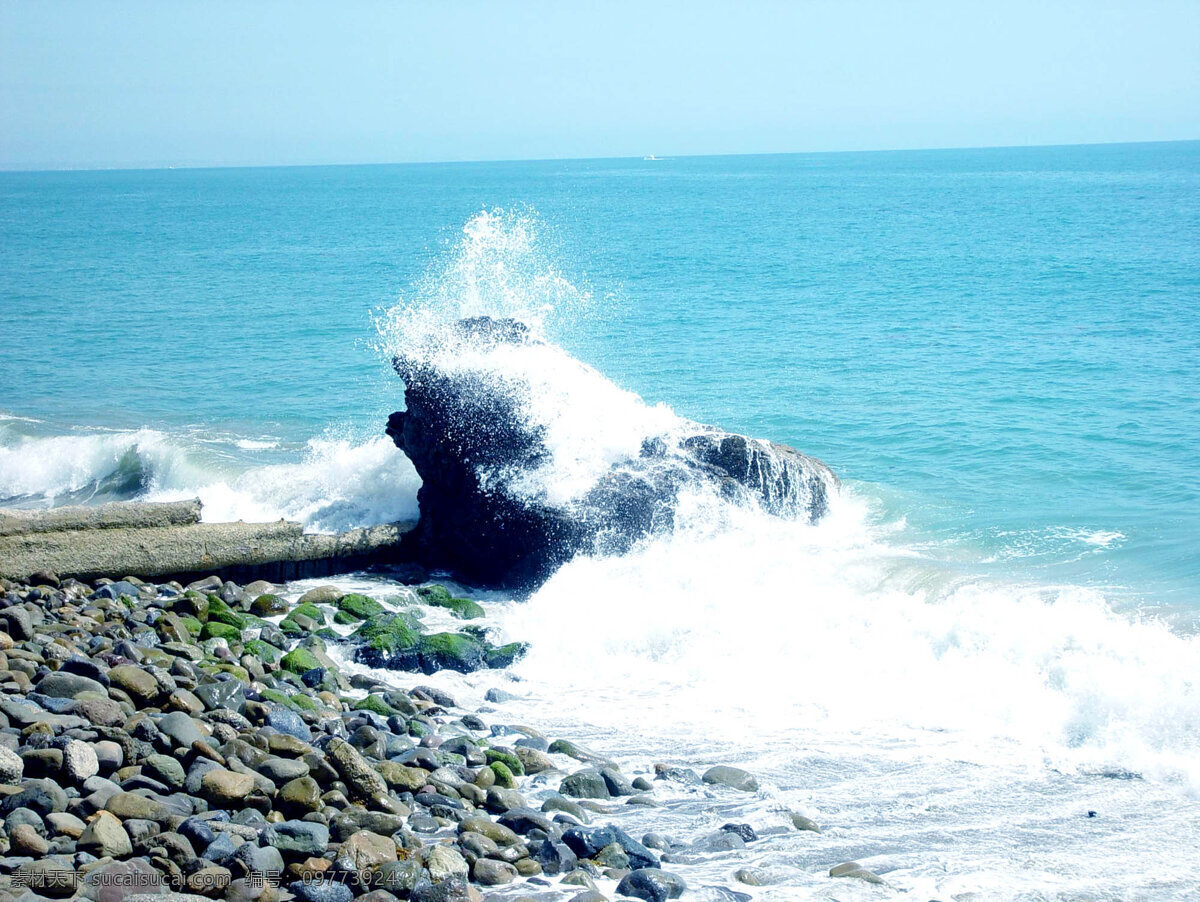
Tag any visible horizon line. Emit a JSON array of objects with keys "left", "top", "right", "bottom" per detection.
[{"left": 1, "top": 136, "right": 1197, "bottom": 175}]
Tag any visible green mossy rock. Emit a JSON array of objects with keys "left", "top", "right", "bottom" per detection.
[
  {"left": 278, "top": 618, "right": 304, "bottom": 637},
  {"left": 243, "top": 639, "right": 280, "bottom": 664},
  {"left": 206, "top": 596, "right": 248, "bottom": 630},
  {"left": 337, "top": 593, "right": 385, "bottom": 621},
  {"left": 429, "top": 596, "right": 485, "bottom": 620},
  {"left": 417, "top": 632, "right": 487, "bottom": 672},
  {"left": 201, "top": 621, "right": 242, "bottom": 642},
  {"left": 280, "top": 647, "right": 322, "bottom": 674},
  {"left": 353, "top": 613, "right": 421, "bottom": 654},
  {"left": 315, "top": 627, "right": 338, "bottom": 640},
  {"left": 179, "top": 616, "right": 203, "bottom": 637},
  {"left": 351, "top": 695, "right": 396, "bottom": 717},
  {"left": 490, "top": 761, "right": 516, "bottom": 788},
  {"left": 250, "top": 593, "right": 289, "bottom": 616},
  {"left": 484, "top": 748, "right": 525, "bottom": 777},
  {"left": 173, "top": 592, "right": 209, "bottom": 620},
  {"left": 291, "top": 603, "right": 326, "bottom": 625},
  {"left": 487, "top": 642, "right": 529, "bottom": 669},
  {"left": 333, "top": 610, "right": 358, "bottom": 625}
]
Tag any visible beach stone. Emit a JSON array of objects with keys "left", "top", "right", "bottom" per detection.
[
  {"left": 409, "top": 877, "right": 478, "bottom": 902},
  {"left": 0, "top": 607, "right": 33, "bottom": 640},
  {"left": 599, "top": 766, "right": 635, "bottom": 796},
  {"left": 616, "top": 868, "right": 686, "bottom": 901},
  {"left": 561, "top": 768, "right": 610, "bottom": 799},
  {"left": 93, "top": 740, "right": 124, "bottom": 771},
  {"left": 789, "top": 812, "right": 820, "bottom": 833},
  {"left": 514, "top": 746, "right": 555, "bottom": 774},
  {"left": 9, "top": 823, "right": 50, "bottom": 856},
  {"left": 201, "top": 768, "right": 255, "bottom": 803},
  {"left": 298, "top": 585, "right": 343, "bottom": 605},
  {"left": 425, "top": 844, "right": 469, "bottom": 881},
  {"left": 76, "top": 696, "right": 126, "bottom": 726},
  {"left": 257, "top": 755, "right": 308, "bottom": 782},
  {"left": 720, "top": 823, "right": 758, "bottom": 843},
  {"left": 195, "top": 680, "right": 245, "bottom": 713},
  {"left": 336, "top": 830, "right": 397, "bottom": 872},
  {"left": 374, "top": 860, "right": 423, "bottom": 895},
  {"left": 105, "top": 791, "right": 173, "bottom": 822},
  {"left": 63, "top": 739, "right": 100, "bottom": 782},
  {"left": 496, "top": 806, "right": 554, "bottom": 835},
  {"left": 326, "top": 737, "right": 389, "bottom": 803},
  {"left": 79, "top": 857, "right": 167, "bottom": 902},
  {"left": 0, "top": 744, "right": 23, "bottom": 783},
  {"left": 47, "top": 810, "right": 87, "bottom": 838},
  {"left": 108, "top": 665, "right": 160, "bottom": 704},
  {"left": 829, "top": 861, "right": 884, "bottom": 884},
  {"left": 265, "top": 705, "right": 311, "bottom": 741},
  {"left": 144, "top": 753, "right": 187, "bottom": 789},
  {"left": 471, "top": 858, "right": 517, "bottom": 885},
  {"left": 534, "top": 839, "right": 578, "bottom": 875},
  {"left": 734, "top": 868, "right": 769, "bottom": 885},
  {"left": 278, "top": 775, "right": 322, "bottom": 814},
  {"left": 263, "top": 819, "right": 330, "bottom": 858},
  {"left": 0, "top": 778, "right": 67, "bottom": 816},
  {"left": 78, "top": 810, "right": 133, "bottom": 857},
  {"left": 157, "top": 711, "right": 205, "bottom": 748},
  {"left": 36, "top": 671, "right": 107, "bottom": 698},
  {"left": 701, "top": 765, "right": 758, "bottom": 792},
  {"left": 290, "top": 882, "right": 352, "bottom": 902},
  {"left": 12, "top": 859, "right": 77, "bottom": 897}
]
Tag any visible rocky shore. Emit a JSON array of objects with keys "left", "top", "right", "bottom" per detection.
[{"left": 0, "top": 568, "right": 884, "bottom": 902}]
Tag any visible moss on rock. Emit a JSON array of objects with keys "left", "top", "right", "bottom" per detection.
[
  {"left": 484, "top": 748, "right": 525, "bottom": 777},
  {"left": 337, "top": 593, "right": 385, "bottom": 621},
  {"left": 280, "top": 647, "right": 322, "bottom": 675},
  {"left": 200, "top": 621, "right": 242, "bottom": 642}
]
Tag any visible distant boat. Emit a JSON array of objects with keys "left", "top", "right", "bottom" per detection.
[{"left": 643, "top": 154, "right": 660, "bottom": 161}]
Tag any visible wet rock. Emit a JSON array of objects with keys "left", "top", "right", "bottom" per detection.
[
  {"left": 289, "top": 881, "right": 353, "bottom": 902},
  {"left": 336, "top": 830, "right": 397, "bottom": 872},
  {"left": 561, "top": 769, "right": 611, "bottom": 799},
  {"left": 616, "top": 868, "right": 687, "bottom": 901},
  {"left": 425, "top": 844, "right": 469, "bottom": 881},
  {"left": 789, "top": 811, "right": 820, "bottom": 833},
  {"left": 720, "top": 823, "right": 757, "bottom": 843},
  {"left": 471, "top": 858, "right": 517, "bottom": 885},
  {"left": 829, "top": 861, "right": 884, "bottom": 884},
  {"left": 263, "top": 820, "right": 330, "bottom": 858},
  {"left": 701, "top": 765, "right": 758, "bottom": 792}
]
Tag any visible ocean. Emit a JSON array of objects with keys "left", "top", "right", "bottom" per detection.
[{"left": 2, "top": 141, "right": 1199, "bottom": 897}]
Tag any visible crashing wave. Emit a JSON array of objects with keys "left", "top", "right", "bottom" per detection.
[{"left": 387, "top": 316, "right": 838, "bottom": 588}]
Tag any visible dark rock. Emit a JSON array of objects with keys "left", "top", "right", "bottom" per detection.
[
  {"left": 288, "top": 881, "right": 354, "bottom": 902},
  {"left": 616, "top": 868, "right": 687, "bottom": 902},
  {"left": 701, "top": 765, "right": 758, "bottom": 792},
  {"left": 720, "top": 823, "right": 758, "bottom": 843},
  {"left": 561, "top": 769, "right": 610, "bottom": 799},
  {"left": 387, "top": 316, "right": 837, "bottom": 588},
  {"left": 534, "top": 839, "right": 578, "bottom": 875}
]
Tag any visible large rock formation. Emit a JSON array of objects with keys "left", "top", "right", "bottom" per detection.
[{"left": 388, "top": 317, "right": 837, "bottom": 589}]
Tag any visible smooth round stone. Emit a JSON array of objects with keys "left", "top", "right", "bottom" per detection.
[
  {"left": 63, "top": 740, "right": 100, "bottom": 783},
  {"left": 93, "top": 740, "right": 124, "bottom": 772},
  {"left": 471, "top": 858, "right": 517, "bottom": 885},
  {"left": 289, "top": 881, "right": 352, "bottom": 902}
]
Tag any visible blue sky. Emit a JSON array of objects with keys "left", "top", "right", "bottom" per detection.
[{"left": 2, "top": 0, "right": 1197, "bottom": 169}]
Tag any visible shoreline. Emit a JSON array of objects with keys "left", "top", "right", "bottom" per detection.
[{"left": 0, "top": 566, "right": 862, "bottom": 902}]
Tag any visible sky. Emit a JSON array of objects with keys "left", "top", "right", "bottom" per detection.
[{"left": 1, "top": 0, "right": 1198, "bottom": 170}]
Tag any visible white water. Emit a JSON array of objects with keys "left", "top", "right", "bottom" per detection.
[{"left": 0, "top": 418, "right": 419, "bottom": 532}]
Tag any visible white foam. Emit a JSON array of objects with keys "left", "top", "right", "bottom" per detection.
[
  {"left": 501, "top": 488, "right": 1200, "bottom": 793},
  {"left": 158, "top": 436, "right": 420, "bottom": 532},
  {"left": 0, "top": 425, "right": 418, "bottom": 532}
]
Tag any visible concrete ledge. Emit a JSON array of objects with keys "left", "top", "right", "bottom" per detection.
[
  {"left": 0, "top": 498, "right": 203, "bottom": 536},
  {"left": 0, "top": 500, "right": 414, "bottom": 583}
]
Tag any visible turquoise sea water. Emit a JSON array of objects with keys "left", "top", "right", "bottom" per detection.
[
  {"left": 2, "top": 141, "right": 1197, "bottom": 609},
  {"left": 4, "top": 143, "right": 1200, "bottom": 897}
]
